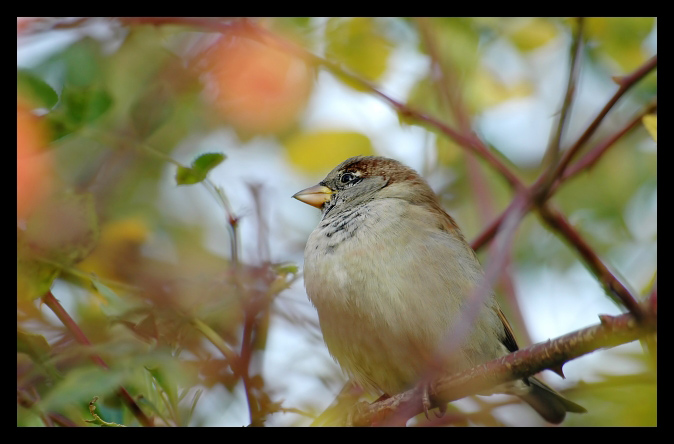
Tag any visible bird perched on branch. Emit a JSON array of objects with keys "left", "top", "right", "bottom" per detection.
[{"left": 294, "top": 156, "right": 586, "bottom": 424}]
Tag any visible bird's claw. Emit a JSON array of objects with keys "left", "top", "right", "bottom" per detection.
[
  {"left": 420, "top": 382, "right": 446, "bottom": 420},
  {"left": 422, "top": 386, "right": 432, "bottom": 420}
]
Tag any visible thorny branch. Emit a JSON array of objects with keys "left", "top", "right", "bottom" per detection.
[{"left": 351, "top": 303, "right": 656, "bottom": 426}]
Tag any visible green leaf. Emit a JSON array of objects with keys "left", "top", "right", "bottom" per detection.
[
  {"left": 174, "top": 167, "right": 202, "bottom": 185},
  {"left": 17, "top": 69, "right": 59, "bottom": 109},
  {"left": 17, "top": 257, "right": 60, "bottom": 301},
  {"left": 193, "top": 152, "right": 225, "bottom": 172},
  {"left": 175, "top": 153, "right": 226, "bottom": 185},
  {"left": 17, "top": 329, "right": 51, "bottom": 361},
  {"left": 62, "top": 37, "right": 103, "bottom": 87},
  {"left": 17, "top": 329, "right": 61, "bottom": 380},
  {"left": 38, "top": 366, "right": 127, "bottom": 413},
  {"left": 62, "top": 87, "right": 113, "bottom": 125},
  {"left": 47, "top": 86, "right": 113, "bottom": 140},
  {"left": 585, "top": 18, "right": 656, "bottom": 72},
  {"left": 273, "top": 262, "right": 299, "bottom": 275},
  {"left": 91, "top": 279, "right": 119, "bottom": 303},
  {"left": 145, "top": 366, "right": 178, "bottom": 411}
]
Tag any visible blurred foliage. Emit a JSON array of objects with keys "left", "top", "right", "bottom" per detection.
[
  {"left": 285, "top": 130, "right": 374, "bottom": 173},
  {"left": 505, "top": 17, "right": 560, "bottom": 52},
  {"left": 175, "top": 153, "right": 226, "bottom": 185},
  {"left": 17, "top": 17, "right": 655, "bottom": 427},
  {"left": 584, "top": 17, "right": 655, "bottom": 72},
  {"left": 325, "top": 17, "right": 393, "bottom": 91},
  {"left": 642, "top": 114, "right": 657, "bottom": 142},
  {"left": 199, "top": 25, "right": 315, "bottom": 136}
]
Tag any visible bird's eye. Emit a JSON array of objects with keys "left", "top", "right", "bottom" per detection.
[{"left": 340, "top": 173, "right": 356, "bottom": 184}]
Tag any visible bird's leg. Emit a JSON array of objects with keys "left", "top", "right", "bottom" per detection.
[{"left": 419, "top": 381, "right": 446, "bottom": 419}]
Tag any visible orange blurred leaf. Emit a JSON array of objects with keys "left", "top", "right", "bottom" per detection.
[
  {"left": 201, "top": 28, "right": 314, "bottom": 134},
  {"left": 17, "top": 100, "right": 52, "bottom": 220}
]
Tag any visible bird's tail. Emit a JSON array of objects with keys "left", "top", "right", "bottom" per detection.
[{"left": 518, "top": 376, "right": 587, "bottom": 424}]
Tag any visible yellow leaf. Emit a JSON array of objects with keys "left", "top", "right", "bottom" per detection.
[
  {"left": 466, "top": 68, "right": 533, "bottom": 112},
  {"left": 585, "top": 18, "right": 656, "bottom": 71},
  {"left": 427, "top": 18, "right": 480, "bottom": 77},
  {"left": 507, "top": 18, "right": 559, "bottom": 52},
  {"left": 285, "top": 130, "right": 374, "bottom": 173},
  {"left": 642, "top": 114, "right": 657, "bottom": 142},
  {"left": 78, "top": 217, "right": 149, "bottom": 281},
  {"left": 326, "top": 18, "right": 393, "bottom": 88}
]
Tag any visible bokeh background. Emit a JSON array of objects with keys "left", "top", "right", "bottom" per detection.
[{"left": 17, "top": 17, "right": 656, "bottom": 426}]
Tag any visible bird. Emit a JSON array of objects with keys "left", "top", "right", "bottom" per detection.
[{"left": 293, "top": 155, "right": 586, "bottom": 424}]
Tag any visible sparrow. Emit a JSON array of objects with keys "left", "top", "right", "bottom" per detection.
[{"left": 293, "top": 155, "right": 586, "bottom": 424}]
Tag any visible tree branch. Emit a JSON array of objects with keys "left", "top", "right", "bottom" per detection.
[
  {"left": 540, "top": 54, "right": 657, "bottom": 197},
  {"left": 540, "top": 17, "right": 585, "bottom": 179},
  {"left": 350, "top": 305, "right": 656, "bottom": 426}
]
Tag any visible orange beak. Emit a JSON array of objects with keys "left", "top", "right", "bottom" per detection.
[{"left": 292, "top": 184, "right": 334, "bottom": 209}]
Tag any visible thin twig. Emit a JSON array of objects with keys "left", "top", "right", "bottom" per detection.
[
  {"left": 139, "top": 142, "right": 240, "bottom": 264},
  {"left": 415, "top": 17, "right": 472, "bottom": 133},
  {"left": 190, "top": 319, "right": 240, "bottom": 370},
  {"left": 438, "top": 194, "right": 530, "bottom": 363},
  {"left": 240, "top": 311, "right": 260, "bottom": 424},
  {"left": 559, "top": 101, "right": 657, "bottom": 183},
  {"left": 204, "top": 180, "right": 240, "bottom": 265},
  {"left": 540, "top": 17, "right": 585, "bottom": 175},
  {"left": 541, "top": 54, "right": 657, "bottom": 197}
]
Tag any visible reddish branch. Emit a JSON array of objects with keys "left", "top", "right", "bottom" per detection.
[
  {"left": 540, "top": 17, "right": 585, "bottom": 177},
  {"left": 351, "top": 306, "right": 656, "bottom": 426},
  {"left": 543, "top": 54, "right": 657, "bottom": 191},
  {"left": 558, "top": 101, "right": 657, "bottom": 184}
]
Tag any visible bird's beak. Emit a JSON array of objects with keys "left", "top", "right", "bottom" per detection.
[{"left": 293, "top": 184, "right": 334, "bottom": 209}]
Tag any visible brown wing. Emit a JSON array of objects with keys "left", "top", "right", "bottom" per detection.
[
  {"left": 496, "top": 307, "right": 519, "bottom": 353},
  {"left": 433, "top": 202, "right": 468, "bottom": 240}
]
